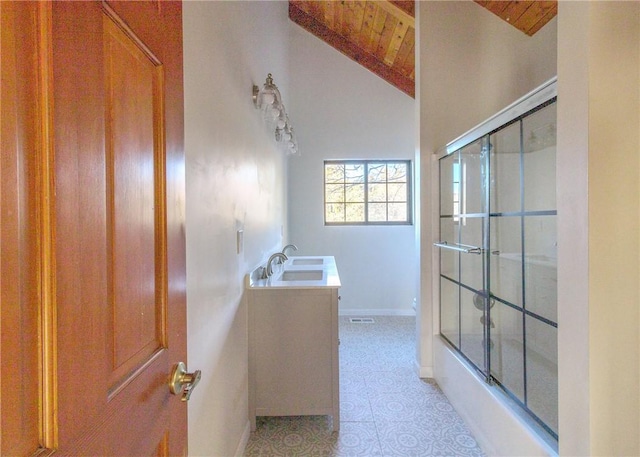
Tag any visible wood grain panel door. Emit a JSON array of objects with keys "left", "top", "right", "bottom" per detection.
[
  {"left": 0, "top": 1, "right": 188, "bottom": 455},
  {"left": 0, "top": 2, "right": 44, "bottom": 455}
]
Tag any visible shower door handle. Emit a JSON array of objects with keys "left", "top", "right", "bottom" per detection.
[{"left": 433, "top": 241, "right": 482, "bottom": 255}]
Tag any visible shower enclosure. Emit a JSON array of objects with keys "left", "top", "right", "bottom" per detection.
[{"left": 436, "top": 80, "right": 558, "bottom": 439}]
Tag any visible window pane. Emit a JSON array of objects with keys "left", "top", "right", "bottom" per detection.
[
  {"left": 440, "top": 217, "right": 459, "bottom": 279},
  {"left": 460, "top": 216, "right": 484, "bottom": 291},
  {"left": 440, "top": 153, "right": 457, "bottom": 216},
  {"left": 490, "top": 123, "right": 521, "bottom": 214},
  {"left": 387, "top": 163, "right": 407, "bottom": 182},
  {"left": 388, "top": 203, "right": 407, "bottom": 222},
  {"left": 324, "top": 160, "right": 411, "bottom": 225},
  {"left": 345, "top": 164, "right": 364, "bottom": 183},
  {"left": 325, "top": 184, "right": 344, "bottom": 203},
  {"left": 440, "top": 277, "right": 460, "bottom": 348},
  {"left": 453, "top": 161, "right": 461, "bottom": 218},
  {"left": 523, "top": 103, "right": 556, "bottom": 212},
  {"left": 491, "top": 301, "right": 525, "bottom": 402},
  {"left": 325, "top": 164, "right": 344, "bottom": 183},
  {"left": 345, "top": 183, "right": 364, "bottom": 202},
  {"left": 524, "top": 215, "right": 557, "bottom": 323},
  {"left": 345, "top": 203, "right": 365, "bottom": 222},
  {"left": 368, "top": 183, "right": 387, "bottom": 202},
  {"left": 368, "top": 203, "right": 387, "bottom": 221},
  {"left": 388, "top": 183, "right": 406, "bottom": 202},
  {"left": 368, "top": 163, "right": 387, "bottom": 182},
  {"left": 460, "top": 287, "right": 485, "bottom": 371},
  {"left": 325, "top": 203, "right": 345, "bottom": 223},
  {"left": 490, "top": 215, "right": 522, "bottom": 307},
  {"left": 526, "top": 316, "right": 558, "bottom": 435},
  {"left": 459, "top": 138, "right": 487, "bottom": 214}
]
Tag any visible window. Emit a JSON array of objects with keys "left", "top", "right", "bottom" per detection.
[{"left": 324, "top": 160, "right": 412, "bottom": 225}]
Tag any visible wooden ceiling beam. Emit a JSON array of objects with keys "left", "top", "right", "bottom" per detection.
[
  {"left": 384, "top": 17, "right": 410, "bottom": 65},
  {"left": 388, "top": 1, "right": 415, "bottom": 19},
  {"left": 289, "top": 2, "right": 415, "bottom": 98},
  {"left": 376, "top": 0, "right": 414, "bottom": 29}
]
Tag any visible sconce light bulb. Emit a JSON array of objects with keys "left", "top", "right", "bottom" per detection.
[
  {"left": 262, "top": 93, "right": 275, "bottom": 106},
  {"left": 266, "top": 106, "right": 280, "bottom": 121}
]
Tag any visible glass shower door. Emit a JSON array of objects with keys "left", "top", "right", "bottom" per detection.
[
  {"left": 437, "top": 98, "right": 558, "bottom": 440},
  {"left": 438, "top": 151, "right": 460, "bottom": 350},
  {"left": 521, "top": 103, "right": 558, "bottom": 435},
  {"left": 438, "top": 137, "right": 489, "bottom": 376},
  {"left": 458, "top": 139, "right": 488, "bottom": 374},
  {"left": 488, "top": 120, "right": 526, "bottom": 404}
]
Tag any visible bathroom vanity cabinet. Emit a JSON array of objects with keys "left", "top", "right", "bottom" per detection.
[{"left": 246, "top": 256, "right": 340, "bottom": 432}]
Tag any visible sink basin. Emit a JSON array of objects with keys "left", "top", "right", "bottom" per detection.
[
  {"left": 247, "top": 255, "right": 340, "bottom": 289},
  {"left": 280, "top": 270, "right": 324, "bottom": 281},
  {"left": 291, "top": 258, "right": 324, "bottom": 265}
]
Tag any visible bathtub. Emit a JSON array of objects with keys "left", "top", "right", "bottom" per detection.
[{"left": 434, "top": 337, "right": 557, "bottom": 456}]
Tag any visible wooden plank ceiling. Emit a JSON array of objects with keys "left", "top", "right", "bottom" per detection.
[
  {"left": 289, "top": 1, "right": 557, "bottom": 100},
  {"left": 474, "top": 1, "right": 558, "bottom": 36},
  {"left": 289, "top": 1, "right": 416, "bottom": 98}
]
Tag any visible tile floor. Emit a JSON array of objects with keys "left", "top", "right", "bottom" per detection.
[{"left": 244, "top": 316, "right": 485, "bottom": 456}]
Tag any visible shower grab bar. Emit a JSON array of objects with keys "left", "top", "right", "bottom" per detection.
[{"left": 433, "top": 241, "right": 483, "bottom": 255}]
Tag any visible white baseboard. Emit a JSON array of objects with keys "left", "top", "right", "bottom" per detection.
[
  {"left": 415, "top": 360, "right": 434, "bottom": 379},
  {"left": 234, "top": 420, "right": 251, "bottom": 457},
  {"left": 339, "top": 308, "right": 416, "bottom": 316}
]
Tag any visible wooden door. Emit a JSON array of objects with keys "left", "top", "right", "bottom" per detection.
[{"left": 0, "top": 1, "right": 188, "bottom": 455}]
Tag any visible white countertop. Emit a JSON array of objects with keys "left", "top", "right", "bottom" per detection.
[{"left": 246, "top": 255, "right": 341, "bottom": 289}]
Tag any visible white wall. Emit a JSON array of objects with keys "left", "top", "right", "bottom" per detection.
[
  {"left": 183, "top": 2, "right": 290, "bottom": 455},
  {"left": 419, "top": 1, "right": 557, "bottom": 453},
  {"left": 288, "top": 23, "right": 417, "bottom": 316},
  {"left": 419, "top": 0, "right": 557, "bottom": 368},
  {"left": 558, "top": 3, "right": 640, "bottom": 455}
]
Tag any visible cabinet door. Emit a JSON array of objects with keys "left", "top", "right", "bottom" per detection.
[{"left": 254, "top": 290, "right": 335, "bottom": 413}]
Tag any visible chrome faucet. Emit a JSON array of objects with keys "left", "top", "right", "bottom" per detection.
[
  {"left": 264, "top": 252, "right": 288, "bottom": 278},
  {"left": 282, "top": 244, "right": 298, "bottom": 256}
]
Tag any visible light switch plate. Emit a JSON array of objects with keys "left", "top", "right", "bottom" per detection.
[{"left": 236, "top": 229, "right": 244, "bottom": 254}]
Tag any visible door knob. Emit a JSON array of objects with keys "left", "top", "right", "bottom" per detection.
[{"left": 169, "top": 362, "right": 201, "bottom": 402}]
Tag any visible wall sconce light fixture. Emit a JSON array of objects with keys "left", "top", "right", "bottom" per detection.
[{"left": 253, "top": 73, "right": 299, "bottom": 156}]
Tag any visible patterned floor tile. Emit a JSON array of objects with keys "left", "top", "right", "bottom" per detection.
[
  {"left": 376, "top": 420, "right": 432, "bottom": 456},
  {"left": 369, "top": 391, "right": 434, "bottom": 422},
  {"left": 340, "top": 391, "right": 374, "bottom": 421},
  {"left": 424, "top": 419, "right": 485, "bottom": 455},
  {"left": 377, "top": 419, "right": 485, "bottom": 457},
  {"left": 327, "top": 421, "right": 383, "bottom": 456},
  {"left": 255, "top": 416, "right": 334, "bottom": 456},
  {"left": 339, "top": 371, "right": 367, "bottom": 393},
  {"left": 243, "top": 316, "right": 485, "bottom": 456},
  {"left": 364, "top": 370, "right": 432, "bottom": 394},
  {"left": 242, "top": 436, "right": 264, "bottom": 457},
  {"left": 339, "top": 365, "right": 378, "bottom": 378}
]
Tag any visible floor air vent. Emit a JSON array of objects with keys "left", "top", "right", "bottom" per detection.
[{"left": 349, "top": 317, "right": 375, "bottom": 324}]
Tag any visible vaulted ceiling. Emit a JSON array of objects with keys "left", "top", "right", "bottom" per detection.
[{"left": 289, "top": 1, "right": 557, "bottom": 99}]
